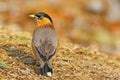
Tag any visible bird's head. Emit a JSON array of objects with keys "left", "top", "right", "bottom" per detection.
[{"left": 29, "top": 12, "right": 54, "bottom": 28}]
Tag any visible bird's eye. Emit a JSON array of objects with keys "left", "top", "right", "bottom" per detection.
[{"left": 39, "top": 16, "right": 44, "bottom": 19}]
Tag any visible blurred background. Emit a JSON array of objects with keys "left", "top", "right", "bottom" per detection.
[{"left": 0, "top": 0, "right": 120, "bottom": 55}]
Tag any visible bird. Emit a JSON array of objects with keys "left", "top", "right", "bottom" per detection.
[{"left": 29, "top": 12, "right": 58, "bottom": 76}]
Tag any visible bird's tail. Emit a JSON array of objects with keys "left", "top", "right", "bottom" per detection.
[{"left": 40, "top": 63, "right": 52, "bottom": 76}]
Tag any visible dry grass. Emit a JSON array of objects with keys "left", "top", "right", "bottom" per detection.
[{"left": 0, "top": 28, "right": 120, "bottom": 80}]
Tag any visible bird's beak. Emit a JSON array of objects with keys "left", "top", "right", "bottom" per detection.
[{"left": 29, "top": 14, "right": 35, "bottom": 18}]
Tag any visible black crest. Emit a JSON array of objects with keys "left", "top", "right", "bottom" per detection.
[{"left": 35, "top": 12, "right": 53, "bottom": 23}]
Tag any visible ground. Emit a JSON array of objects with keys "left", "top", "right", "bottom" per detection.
[{"left": 0, "top": 28, "right": 120, "bottom": 80}]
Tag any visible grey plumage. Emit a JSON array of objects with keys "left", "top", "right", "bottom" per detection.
[{"left": 32, "top": 27, "right": 58, "bottom": 76}]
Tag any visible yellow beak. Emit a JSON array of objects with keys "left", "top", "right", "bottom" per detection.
[{"left": 29, "top": 14, "right": 35, "bottom": 18}]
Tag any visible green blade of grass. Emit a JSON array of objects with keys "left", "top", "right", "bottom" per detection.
[{"left": 0, "top": 61, "right": 11, "bottom": 69}]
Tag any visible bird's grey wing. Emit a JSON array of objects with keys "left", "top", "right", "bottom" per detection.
[
  {"left": 32, "top": 28, "right": 58, "bottom": 61},
  {"left": 35, "top": 41, "right": 56, "bottom": 61}
]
